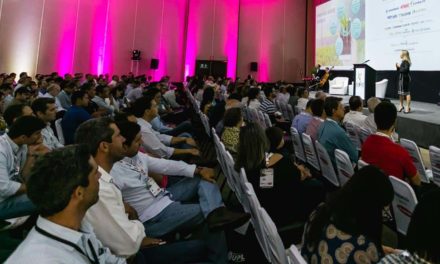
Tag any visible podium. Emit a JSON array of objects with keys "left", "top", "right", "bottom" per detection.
[{"left": 353, "top": 64, "right": 376, "bottom": 100}]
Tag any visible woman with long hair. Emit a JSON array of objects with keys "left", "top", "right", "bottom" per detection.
[
  {"left": 302, "top": 166, "right": 394, "bottom": 263},
  {"left": 396, "top": 50, "right": 412, "bottom": 113}
]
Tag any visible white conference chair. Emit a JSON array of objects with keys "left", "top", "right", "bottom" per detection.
[
  {"left": 286, "top": 245, "right": 307, "bottom": 264},
  {"left": 329, "top": 77, "right": 349, "bottom": 95},
  {"left": 335, "top": 149, "right": 355, "bottom": 186},
  {"left": 199, "top": 112, "right": 211, "bottom": 137},
  {"left": 301, "top": 133, "right": 320, "bottom": 171},
  {"left": 389, "top": 176, "right": 418, "bottom": 235},
  {"left": 375, "top": 79, "right": 388, "bottom": 98},
  {"left": 400, "top": 138, "right": 433, "bottom": 183},
  {"left": 429, "top": 145, "right": 440, "bottom": 187},
  {"left": 259, "top": 207, "right": 289, "bottom": 264},
  {"left": 290, "top": 127, "right": 306, "bottom": 163},
  {"left": 54, "top": 118, "right": 65, "bottom": 145},
  {"left": 359, "top": 126, "right": 372, "bottom": 143},
  {"left": 315, "top": 140, "right": 340, "bottom": 187}
]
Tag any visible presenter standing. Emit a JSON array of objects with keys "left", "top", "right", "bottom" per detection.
[{"left": 396, "top": 50, "right": 412, "bottom": 113}]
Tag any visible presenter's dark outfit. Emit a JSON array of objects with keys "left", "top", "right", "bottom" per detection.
[{"left": 398, "top": 60, "right": 411, "bottom": 96}]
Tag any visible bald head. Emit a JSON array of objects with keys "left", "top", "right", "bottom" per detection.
[{"left": 367, "top": 97, "right": 381, "bottom": 113}]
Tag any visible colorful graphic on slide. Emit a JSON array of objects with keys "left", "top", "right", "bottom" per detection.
[{"left": 316, "top": 0, "right": 365, "bottom": 67}]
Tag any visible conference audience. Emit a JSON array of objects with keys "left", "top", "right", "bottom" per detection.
[
  {"left": 221, "top": 107, "right": 243, "bottom": 154},
  {"left": 5, "top": 145, "right": 125, "bottom": 263},
  {"left": 302, "top": 166, "right": 394, "bottom": 264},
  {"left": 362, "top": 97, "right": 381, "bottom": 132},
  {"left": 57, "top": 80, "right": 75, "bottom": 109},
  {"left": 318, "top": 96, "right": 358, "bottom": 165},
  {"left": 276, "top": 85, "right": 290, "bottom": 104},
  {"left": 132, "top": 96, "right": 199, "bottom": 159},
  {"left": 292, "top": 99, "right": 314, "bottom": 134},
  {"left": 5, "top": 86, "right": 31, "bottom": 108},
  {"left": 112, "top": 121, "right": 249, "bottom": 263},
  {"left": 342, "top": 95, "right": 366, "bottom": 127},
  {"left": 0, "top": 116, "right": 47, "bottom": 219},
  {"left": 296, "top": 87, "right": 310, "bottom": 111},
  {"left": 259, "top": 86, "right": 278, "bottom": 118},
  {"left": 242, "top": 87, "right": 261, "bottom": 110},
  {"left": 305, "top": 99, "right": 326, "bottom": 142},
  {"left": 236, "top": 123, "right": 324, "bottom": 226},
  {"left": 80, "top": 82, "right": 101, "bottom": 117},
  {"left": 61, "top": 90, "right": 92, "bottom": 145},
  {"left": 361, "top": 101, "right": 421, "bottom": 186},
  {"left": 40, "top": 83, "right": 64, "bottom": 112},
  {"left": 92, "top": 85, "right": 116, "bottom": 116}
]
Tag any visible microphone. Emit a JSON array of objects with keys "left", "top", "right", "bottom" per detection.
[{"left": 361, "top": 59, "right": 370, "bottom": 64}]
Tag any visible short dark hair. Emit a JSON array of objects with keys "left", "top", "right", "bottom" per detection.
[
  {"left": 114, "top": 112, "right": 135, "bottom": 123},
  {"left": 265, "top": 126, "right": 284, "bottom": 152},
  {"left": 71, "top": 90, "right": 87, "bottom": 105},
  {"left": 3, "top": 104, "right": 29, "bottom": 127},
  {"left": 324, "top": 96, "right": 342, "bottom": 117},
  {"left": 27, "top": 145, "right": 92, "bottom": 217},
  {"left": 95, "top": 85, "right": 107, "bottom": 95},
  {"left": 80, "top": 82, "right": 94, "bottom": 92},
  {"left": 75, "top": 117, "right": 114, "bottom": 156},
  {"left": 349, "top": 96, "right": 362, "bottom": 111},
  {"left": 263, "top": 86, "right": 274, "bottom": 98},
  {"left": 223, "top": 108, "right": 242, "bottom": 127},
  {"left": 132, "top": 96, "right": 153, "bottom": 117},
  {"left": 8, "top": 116, "right": 45, "bottom": 139},
  {"left": 14, "top": 87, "right": 31, "bottom": 97},
  {"left": 116, "top": 121, "right": 140, "bottom": 147},
  {"left": 311, "top": 99, "right": 325, "bottom": 117},
  {"left": 297, "top": 87, "right": 307, "bottom": 98},
  {"left": 374, "top": 102, "right": 397, "bottom": 130},
  {"left": 31, "top": 97, "right": 55, "bottom": 115},
  {"left": 143, "top": 87, "right": 160, "bottom": 98}
]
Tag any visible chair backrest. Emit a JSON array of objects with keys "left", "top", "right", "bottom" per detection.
[
  {"left": 429, "top": 145, "right": 440, "bottom": 187},
  {"left": 315, "top": 140, "right": 340, "bottom": 187},
  {"left": 263, "top": 113, "right": 273, "bottom": 128},
  {"left": 286, "top": 245, "right": 307, "bottom": 264},
  {"left": 335, "top": 149, "right": 354, "bottom": 186},
  {"left": 301, "top": 133, "right": 320, "bottom": 171},
  {"left": 259, "top": 207, "right": 289, "bottom": 264},
  {"left": 344, "top": 122, "right": 361, "bottom": 150},
  {"left": 54, "top": 119, "right": 65, "bottom": 145},
  {"left": 257, "top": 110, "right": 267, "bottom": 129},
  {"left": 375, "top": 79, "right": 388, "bottom": 98},
  {"left": 400, "top": 138, "right": 430, "bottom": 183},
  {"left": 238, "top": 168, "right": 251, "bottom": 213},
  {"left": 389, "top": 176, "right": 418, "bottom": 235},
  {"left": 359, "top": 126, "right": 372, "bottom": 143},
  {"left": 224, "top": 150, "right": 241, "bottom": 196},
  {"left": 245, "top": 183, "right": 270, "bottom": 261},
  {"left": 200, "top": 112, "right": 211, "bottom": 137},
  {"left": 357, "top": 159, "right": 369, "bottom": 169},
  {"left": 290, "top": 127, "right": 306, "bottom": 163}
]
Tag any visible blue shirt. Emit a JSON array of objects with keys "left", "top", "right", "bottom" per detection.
[
  {"left": 292, "top": 112, "right": 313, "bottom": 134},
  {"left": 61, "top": 106, "right": 91, "bottom": 145},
  {"left": 318, "top": 119, "right": 358, "bottom": 165},
  {"left": 150, "top": 116, "right": 172, "bottom": 133}
]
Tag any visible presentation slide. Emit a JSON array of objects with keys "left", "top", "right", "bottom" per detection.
[{"left": 316, "top": 0, "right": 440, "bottom": 71}]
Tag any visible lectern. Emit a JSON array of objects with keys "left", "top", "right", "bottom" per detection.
[{"left": 353, "top": 64, "right": 376, "bottom": 100}]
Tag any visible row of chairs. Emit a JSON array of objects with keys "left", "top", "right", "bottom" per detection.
[
  {"left": 241, "top": 106, "right": 272, "bottom": 129},
  {"left": 211, "top": 127, "right": 306, "bottom": 264}
]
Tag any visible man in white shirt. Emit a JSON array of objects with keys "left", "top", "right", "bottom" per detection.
[
  {"left": 6, "top": 145, "right": 125, "bottom": 264},
  {"left": 132, "top": 96, "right": 200, "bottom": 159},
  {"left": 343, "top": 95, "right": 366, "bottom": 127},
  {"left": 31, "top": 98, "right": 64, "bottom": 150},
  {"left": 75, "top": 118, "right": 209, "bottom": 263},
  {"left": 0, "top": 116, "right": 48, "bottom": 220},
  {"left": 40, "top": 84, "right": 65, "bottom": 112},
  {"left": 112, "top": 121, "right": 250, "bottom": 263}
]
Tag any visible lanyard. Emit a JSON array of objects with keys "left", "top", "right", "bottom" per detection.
[{"left": 35, "top": 224, "right": 99, "bottom": 264}]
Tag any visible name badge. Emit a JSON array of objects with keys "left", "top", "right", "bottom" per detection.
[
  {"left": 260, "top": 168, "right": 274, "bottom": 188},
  {"left": 146, "top": 177, "right": 162, "bottom": 197}
]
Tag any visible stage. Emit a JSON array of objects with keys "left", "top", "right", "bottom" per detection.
[{"left": 310, "top": 92, "right": 440, "bottom": 149}]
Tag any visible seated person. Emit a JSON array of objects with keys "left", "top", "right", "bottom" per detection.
[
  {"left": 132, "top": 96, "right": 199, "bottom": 159},
  {"left": 61, "top": 90, "right": 91, "bottom": 145},
  {"left": 32, "top": 98, "right": 64, "bottom": 150},
  {"left": 221, "top": 108, "right": 243, "bottom": 154},
  {"left": 342, "top": 96, "right": 366, "bottom": 127},
  {"left": 0, "top": 116, "right": 47, "bottom": 220},
  {"left": 236, "top": 123, "right": 324, "bottom": 226},
  {"left": 302, "top": 166, "right": 394, "bottom": 263},
  {"left": 6, "top": 145, "right": 125, "bottom": 263},
  {"left": 362, "top": 97, "right": 381, "bottom": 132},
  {"left": 318, "top": 97, "right": 358, "bottom": 165},
  {"left": 92, "top": 85, "right": 116, "bottom": 116},
  {"left": 5, "top": 87, "right": 31, "bottom": 108},
  {"left": 259, "top": 86, "right": 278, "bottom": 119},
  {"left": 292, "top": 99, "right": 314, "bottom": 134},
  {"left": 379, "top": 189, "right": 440, "bottom": 263},
  {"left": 287, "top": 85, "right": 299, "bottom": 110},
  {"left": 296, "top": 87, "right": 310, "bottom": 111},
  {"left": 305, "top": 99, "right": 326, "bottom": 142},
  {"left": 3, "top": 103, "right": 34, "bottom": 128},
  {"left": 361, "top": 101, "right": 421, "bottom": 186},
  {"left": 242, "top": 88, "right": 261, "bottom": 110}
]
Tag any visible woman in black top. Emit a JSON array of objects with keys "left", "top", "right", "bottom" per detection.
[
  {"left": 235, "top": 123, "right": 325, "bottom": 227},
  {"left": 396, "top": 50, "right": 412, "bottom": 113}
]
